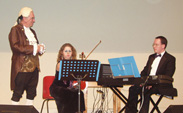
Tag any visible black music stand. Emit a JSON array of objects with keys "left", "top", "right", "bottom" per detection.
[{"left": 58, "top": 60, "right": 101, "bottom": 113}]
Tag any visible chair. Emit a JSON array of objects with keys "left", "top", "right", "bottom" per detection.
[
  {"left": 140, "top": 76, "right": 178, "bottom": 113},
  {"left": 138, "top": 87, "right": 177, "bottom": 113},
  {"left": 40, "top": 76, "right": 55, "bottom": 113},
  {"left": 149, "top": 92, "right": 177, "bottom": 113}
]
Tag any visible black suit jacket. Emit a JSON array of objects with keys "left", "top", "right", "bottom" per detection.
[{"left": 140, "top": 52, "right": 177, "bottom": 96}]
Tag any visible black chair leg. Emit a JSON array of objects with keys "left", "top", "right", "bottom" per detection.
[
  {"left": 40, "top": 99, "right": 55, "bottom": 113},
  {"left": 47, "top": 100, "right": 49, "bottom": 113},
  {"left": 40, "top": 99, "right": 47, "bottom": 113},
  {"left": 150, "top": 95, "right": 163, "bottom": 113}
]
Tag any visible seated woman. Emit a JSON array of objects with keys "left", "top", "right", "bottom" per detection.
[{"left": 50, "top": 43, "right": 85, "bottom": 113}]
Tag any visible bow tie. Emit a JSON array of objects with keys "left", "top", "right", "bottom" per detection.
[{"left": 155, "top": 54, "right": 161, "bottom": 58}]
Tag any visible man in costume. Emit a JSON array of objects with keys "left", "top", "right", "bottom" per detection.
[{"left": 9, "top": 7, "right": 45, "bottom": 105}]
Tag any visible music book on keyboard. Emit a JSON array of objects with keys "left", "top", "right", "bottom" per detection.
[{"left": 108, "top": 56, "right": 141, "bottom": 78}]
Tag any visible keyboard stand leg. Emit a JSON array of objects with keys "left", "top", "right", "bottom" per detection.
[{"left": 110, "top": 87, "right": 128, "bottom": 113}]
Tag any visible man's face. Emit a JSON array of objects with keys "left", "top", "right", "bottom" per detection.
[
  {"left": 23, "top": 11, "right": 35, "bottom": 27},
  {"left": 152, "top": 39, "right": 165, "bottom": 54}
]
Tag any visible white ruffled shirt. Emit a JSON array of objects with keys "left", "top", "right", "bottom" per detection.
[{"left": 23, "top": 26, "right": 37, "bottom": 56}]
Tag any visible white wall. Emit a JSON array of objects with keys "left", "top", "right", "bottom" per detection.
[
  {"left": 0, "top": 52, "right": 183, "bottom": 112},
  {"left": 1, "top": 0, "right": 183, "bottom": 53}
]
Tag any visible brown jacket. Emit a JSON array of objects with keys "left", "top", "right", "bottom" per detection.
[{"left": 9, "top": 24, "right": 40, "bottom": 90}]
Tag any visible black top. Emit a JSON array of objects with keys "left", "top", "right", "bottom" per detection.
[{"left": 52, "top": 71, "right": 70, "bottom": 88}]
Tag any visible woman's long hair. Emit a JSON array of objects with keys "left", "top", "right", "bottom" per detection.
[{"left": 57, "top": 43, "right": 77, "bottom": 63}]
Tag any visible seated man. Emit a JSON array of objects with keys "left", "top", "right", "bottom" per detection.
[{"left": 125, "top": 36, "right": 176, "bottom": 113}]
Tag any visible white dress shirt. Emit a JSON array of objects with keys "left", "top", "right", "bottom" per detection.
[{"left": 149, "top": 51, "right": 165, "bottom": 75}]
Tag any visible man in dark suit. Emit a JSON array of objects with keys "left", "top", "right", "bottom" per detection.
[{"left": 125, "top": 36, "right": 176, "bottom": 113}]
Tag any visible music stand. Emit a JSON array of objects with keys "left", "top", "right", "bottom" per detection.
[
  {"left": 108, "top": 56, "right": 141, "bottom": 78},
  {"left": 58, "top": 60, "right": 101, "bottom": 113}
]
